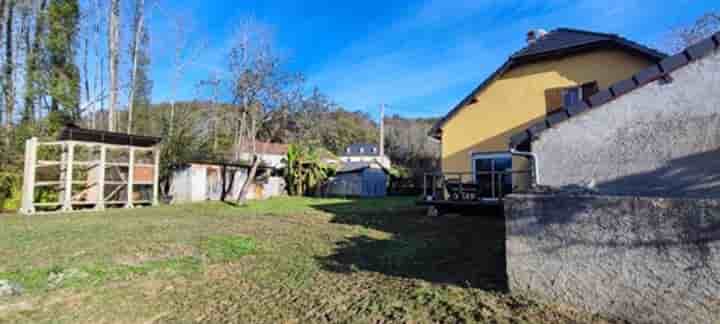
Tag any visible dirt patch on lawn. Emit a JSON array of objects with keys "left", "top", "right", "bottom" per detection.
[{"left": 114, "top": 243, "right": 197, "bottom": 267}]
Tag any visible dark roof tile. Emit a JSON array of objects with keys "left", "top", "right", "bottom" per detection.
[
  {"left": 511, "top": 28, "right": 666, "bottom": 62},
  {"left": 528, "top": 120, "right": 549, "bottom": 137},
  {"left": 566, "top": 100, "right": 590, "bottom": 116},
  {"left": 686, "top": 38, "right": 716, "bottom": 61},
  {"left": 588, "top": 89, "right": 613, "bottom": 107},
  {"left": 547, "top": 109, "right": 569, "bottom": 126},
  {"left": 660, "top": 52, "right": 690, "bottom": 73},
  {"left": 633, "top": 64, "right": 663, "bottom": 85},
  {"left": 610, "top": 78, "right": 638, "bottom": 97},
  {"left": 509, "top": 130, "right": 530, "bottom": 148}
]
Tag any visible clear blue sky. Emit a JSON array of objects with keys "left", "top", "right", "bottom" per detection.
[{"left": 146, "top": 0, "right": 718, "bottom": 119}]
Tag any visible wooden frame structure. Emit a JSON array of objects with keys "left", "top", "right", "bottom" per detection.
[{"left": 20, "top": 131, "right": 161, "bottom": 214}]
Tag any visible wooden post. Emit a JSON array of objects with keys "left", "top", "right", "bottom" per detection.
[
  {"left": 96, "top": 145, "right": 106, "bottom": 210},
  {"left": 126, "top": 147, "right": 135, "bottom": 208},
  {"left": 152, "top": 147, "right": 160, "bottom": 206},
  {"left": 62, "top": 142, "right": 75, "bottom": 212},
  {"left": 20, "top": 138, "right": 38, "bottom": 215}
]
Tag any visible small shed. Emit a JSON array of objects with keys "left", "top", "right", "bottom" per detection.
[
  {"left": 325, "top": 161, "right": 389, "bottom": 197},
  {"left": 169, "top": 160, "right": 285, "bottom": 203}
]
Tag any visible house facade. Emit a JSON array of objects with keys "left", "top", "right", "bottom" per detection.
[
  {"left": 234, "top": 140, "right": 290, "bottom": 169},
  {"left": 340, "top": 143, "right": 391, "bottom": 169},
  {"left": 430, "top": 28, "right": 665, "bottom": 194}
]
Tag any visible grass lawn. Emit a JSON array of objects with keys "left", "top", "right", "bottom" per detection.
[{"left": 0, "top": 197, "right": 613, "bottom": 323}]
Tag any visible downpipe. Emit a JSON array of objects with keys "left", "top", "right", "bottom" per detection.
[{"left": 510, "top": 148, "right": 540, "bottom": 187}]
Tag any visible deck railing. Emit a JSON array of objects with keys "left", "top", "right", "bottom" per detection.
[{"left": 422, "top": 169, "right": 533, "bottom": 203}]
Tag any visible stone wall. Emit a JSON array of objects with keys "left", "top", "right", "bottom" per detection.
[
  {"left": 533, "top": 47, "right": 720, "bottom": 198},
  {"left": 505, "top": 193, "right": 720, "bottom": 324}
]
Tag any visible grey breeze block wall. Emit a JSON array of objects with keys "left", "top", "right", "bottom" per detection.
[
  {"left": 505, "top": 193, "right": 720, "bottom": 324},
  {"left": 533, "top": 47, "right": 720, "bottom": 197}
]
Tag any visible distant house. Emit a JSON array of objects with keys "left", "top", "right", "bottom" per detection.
[
  {"left": 325, "top": 161, "right": 389, "bottom": 197},
  {"left": 234, "top": 140, "right": 290, "bottom": 169},
  {"left": 340, "top": 143, "right": 391, "bottom": 169}
]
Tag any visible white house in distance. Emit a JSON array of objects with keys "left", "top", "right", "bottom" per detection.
[
  {"left": 234, "top": 140, "right": 290, "bottom": 169},
  {"left": 340, "top": 143, "right": 391, "bottom": 169}
]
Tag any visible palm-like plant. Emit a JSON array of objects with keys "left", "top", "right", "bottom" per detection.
[{"left": 283, "top": 144, "right": 334, "bottom": 196}]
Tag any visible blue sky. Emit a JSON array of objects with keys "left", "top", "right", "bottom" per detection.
[{"left": 146, "top": 0, "right": 718, "bottom": 119}]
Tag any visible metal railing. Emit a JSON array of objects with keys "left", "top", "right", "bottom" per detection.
[{"left": 422, "top": 169, "right": 533, "bottom": 203}]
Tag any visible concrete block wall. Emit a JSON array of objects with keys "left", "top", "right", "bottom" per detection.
[{"left": 505, "top": 193, "right": 720, "bottom": 323}]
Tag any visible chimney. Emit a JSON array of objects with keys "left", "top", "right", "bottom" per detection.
[{"left": 526, "top": 29, "right": 548, "bottom": 44}]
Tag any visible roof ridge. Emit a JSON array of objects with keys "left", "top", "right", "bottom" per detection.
[{"left": 553, "top": 27, "right": 618, "bottom": 38}]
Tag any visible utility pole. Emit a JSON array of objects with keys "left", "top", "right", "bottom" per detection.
[{"left": 379, "top": 104, "right": 385, "bottom": 157}]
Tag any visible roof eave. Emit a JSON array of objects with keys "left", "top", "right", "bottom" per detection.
[{"left": 431, "top": 37, "right": 667, "bottom": 138}]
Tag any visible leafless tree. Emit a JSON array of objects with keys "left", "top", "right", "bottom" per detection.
[
  {"left": 669, "top": 12, "right": 720, "bottom": 52},
  {"left": 126, "top": 0, "right": 144, "bottom": 133},
  {"left": 225, "top": 19, "right": 299, "bottom": 202},
  {"left": 108, "top": 0, "right": 119, "bottom": 131},
  {"left": 163, "top": 12, "right": 205, "bottom": 138},
  {"left": 199, "top": 72, "right": 223, "bottom": 153}
]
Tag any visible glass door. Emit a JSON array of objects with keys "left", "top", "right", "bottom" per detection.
[{"left": 472, "top": 154, "right": 513, "bottom": 198}]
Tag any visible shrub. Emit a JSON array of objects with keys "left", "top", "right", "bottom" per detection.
[{"left": 0, "top": 173, "right": 21, "bottom": 212}]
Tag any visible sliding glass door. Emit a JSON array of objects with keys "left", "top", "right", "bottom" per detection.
[{"left": 472, "top": 153, "right": 513, "bottom": 198}]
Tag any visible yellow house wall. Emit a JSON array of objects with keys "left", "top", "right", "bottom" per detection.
[{"left": 441, "top": 49, "right": 655, "bottom": 174}]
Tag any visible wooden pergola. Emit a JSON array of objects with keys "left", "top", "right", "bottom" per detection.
[{"left": 20, "top": 125, "right": 161, "bottom": 215}]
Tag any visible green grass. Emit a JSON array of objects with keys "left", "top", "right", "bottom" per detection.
[
  {"left": 0, "top": 197, "right": 613, "bottom": 323},
  {"left": 203, "top": 236, "right": 257, "bottom": 262}
]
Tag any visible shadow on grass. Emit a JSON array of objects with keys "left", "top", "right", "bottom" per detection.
[{"left": 312, "top": 198, "right": 508, "bottom": 291}]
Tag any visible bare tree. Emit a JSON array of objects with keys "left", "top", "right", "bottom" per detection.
[
  {"left": 164, "top": 12, "right": 204, "bottom": 138},
  {"left": 126, "top": 0, "right": 144, "bottom": 133},
  {"left": 108, "top": 0, "right": 119, "bottom": 131},
  {"left": 3, "top": 0, "right": 15, "bottom": 130},
  {"left": 226, "top": 19, "right": 296, "bottom": 203},
  {"left": 199, "top": 72, "right": 223, "bottom": 153},
  {"left": 669, "top": 12, "right": 720, "bottom": 52}
]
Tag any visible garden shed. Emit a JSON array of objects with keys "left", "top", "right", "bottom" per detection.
[
  {"left": 20, "top": 124, "right": 161, "bottom": 214},
  {"left": 169, "top": 160, "right": 285, "bottom": 202},
  {"left": 325, "top": 161, "right": 389, "bottom": 197}
]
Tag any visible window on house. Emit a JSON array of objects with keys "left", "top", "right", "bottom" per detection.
[
  {"left": 545, "top": 81, "right": 599, "bottom": 114},
  {"left": 359, "top": 147, "right": 365, "bottom": 153},
  {"left": 472, "top": 153, "right": 513, "bottom": 198},
  {"left": 561, "top": 87, "right": 582, "bottom": 106}
]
